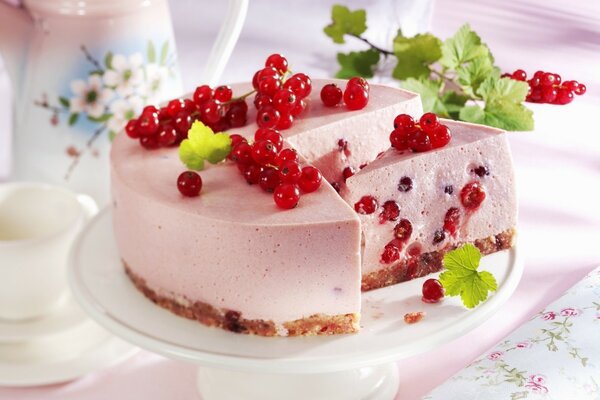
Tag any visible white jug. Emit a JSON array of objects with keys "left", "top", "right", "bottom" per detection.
[{"left": 0, "top": 0, "right": 248, "bottom": 205}]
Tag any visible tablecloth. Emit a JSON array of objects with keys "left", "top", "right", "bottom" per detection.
[{"left": 0, "top": 0, "right": 599, "bottom": 398}]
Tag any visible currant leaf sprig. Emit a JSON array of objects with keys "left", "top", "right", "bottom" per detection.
[
  {"left": 179, "top": 121, "right": 232, "bottom": 171},
  {"left": 324, "top": 5, "right": 585, "bottom": 132}
]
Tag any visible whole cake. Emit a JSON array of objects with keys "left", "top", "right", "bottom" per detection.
[{"left": 111, "top": 76, "right": 517, "bottom": 336}]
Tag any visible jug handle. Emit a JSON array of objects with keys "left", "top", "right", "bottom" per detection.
[{"left": 202, "top": 0, "right": 249, "bottom": 87}]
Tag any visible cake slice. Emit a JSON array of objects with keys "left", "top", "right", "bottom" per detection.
[{"left": 341, "top": 120, "right": 517, "bottom": 291}]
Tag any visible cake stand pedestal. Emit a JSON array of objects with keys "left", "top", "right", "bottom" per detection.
[{"left": 68, "top": 209, "right": 523, "bottom": 400}]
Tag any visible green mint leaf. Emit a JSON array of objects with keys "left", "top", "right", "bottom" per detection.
[
  {"left": 178, "top": 121, "right": 232, "bottom": 170},
  {"left": 439, "top": 243, "right": 497, "bottom": 309},
  {"left": 58, "top": 96, "right": 70, "bottom": 108},
  {"left": 147, "top": 40, "right": 156, "bottom": 63},
  {"left": 104, "top": 52, "right": 113, "bottom": 69},
  {"left": 440, "top": 24, "right": 490, "bottom": 70},
  {"left": 459, "top": 104, "right": 486, "bottom": 124},
  {"left": 323, "top": 5, "right": 367, "bottom": 44},
  {"left": 401, "top": 78, "right": 449, "bottom": 117},
  {"left": 477, "top": 76, "right": 529, "bottom": 103},
  {"left": 160, "top": 41, "right": 169, "bottom": 66},
  {"left": 392, "top": 32, "right": 442, "bottom": 80},
  {"left": 335, "top": 49, "right": 380, "bottom": 79},
  {"left": 68, "top": 113, "right": 79, "bottom": 126}
]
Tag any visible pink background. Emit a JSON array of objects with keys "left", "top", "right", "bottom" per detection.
[{"left": 1, "top": 0, "right": 599, "bottom": 398}]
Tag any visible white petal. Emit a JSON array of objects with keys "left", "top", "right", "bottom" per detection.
[
  {"left": 128, "top": 96, "right": 144, "bottom": 113},
  {"left": 129, "top": 69, "right": 144, "bottom": 86},
  {"left": 87, "top": 102, "right": 105, "bottom": 118},
  {"left": 116, "top": 83, "right": 133, "bottom": 97},
  {"left": 99, "top": 88, "right": 114, "bottom": 104},
  {"left": 69, "top": 96, "right": 85, "bottom": 113},
  {"left": 109, "top": 99, "right": 128, "bottom": 116},
  {"left": 111, "top": 54, "right": 128, "bottom": 72},
  {"left": 103, "top": 70, "right": 120, "bottom": 87},
  {"left": 70, "top": 80, "right": 87, "bottom": 95},
  {"left": 129, "top": 53, "right": 143, "bottom": 68},
  {"left": 108, "top": 117, "right": 125, "bottom": 133},
  {"left": 88, "top": 74, "right": 103, "bottom": 89}
]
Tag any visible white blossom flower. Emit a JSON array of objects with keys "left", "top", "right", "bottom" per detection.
[
  {"left": 103, "top": 53, "right": 144, "bottom": 97},
  {"left": 69, "top": 75, "right": 113, "bottom": 118},
  {"left": 107, "top": 96, "right": 144, "bottom": 133},
  {"left": 140, "top": 63, "right": 169, "bottom": 100}
]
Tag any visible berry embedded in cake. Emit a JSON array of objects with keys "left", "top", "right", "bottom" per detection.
[{"left": 341, "top": 118, "right": 517, "bottom": 291}]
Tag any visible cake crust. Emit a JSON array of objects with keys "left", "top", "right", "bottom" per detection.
[
  {"left": 124, "top": 263, "right": 359, "bottom": 337},
  {"left": 361, "top": 228, "right": 516, "bottom": 291}
]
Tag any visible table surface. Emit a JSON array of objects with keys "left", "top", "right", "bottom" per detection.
[{"left": 1, "top": 0, "right": 599, "bottom": 399}]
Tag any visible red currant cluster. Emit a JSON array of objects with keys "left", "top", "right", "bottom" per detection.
[
  {"left": 389, "top": 113, "right": 451, "bottom": 153},
  {"left": 252, "top": 54, "right": 312, "bottom": 131},
  {"left": 124, "top": 85, "right": 248, "bottom": 149},
  {"left": 319, "top": 77, "right": 370, "bottom": 110},
  {"left": 422, "top": 279, "right": 444, "bottom": 303},
  {"left": 503, "top": 69, "right": 586, "bottom": 105},
  {"left": 228, "top": 129, "right": 323, "bottom": 209}
]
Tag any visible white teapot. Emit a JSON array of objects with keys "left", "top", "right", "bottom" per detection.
[{"left": 0, "top": 0, "right": 248, "bottom": 205}]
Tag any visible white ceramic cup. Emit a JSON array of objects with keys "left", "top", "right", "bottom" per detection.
[{"left": 0, "top": 182, "right": 98, "bottom": 321}]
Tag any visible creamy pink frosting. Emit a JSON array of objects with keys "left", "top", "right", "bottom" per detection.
[
  {"left": 111, "top": 80, "right": 422, "bottom": 324},
  {"left": 342, "top": 120, "right": 517, "bottom": 274}
]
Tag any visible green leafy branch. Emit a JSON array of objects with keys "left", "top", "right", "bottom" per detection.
[{"left": 324, "top": 4, "right": 534, "bottom": 131}]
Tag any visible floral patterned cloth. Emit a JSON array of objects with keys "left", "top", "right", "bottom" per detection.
[{"left": 424, "top": 266, "right": 600, "bottom": 400}]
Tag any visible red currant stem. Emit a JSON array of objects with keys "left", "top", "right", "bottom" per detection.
[
  {"left": 228, "top": 88, "right": 257, "bottom": 104},
  {"left": 349, "top": 34, "right": 394, "bottom": 57},
  {"left": 80, "top": 45, "right": 104, "bottom": 73},
  {"left": 64, "top": 123, "right": 107, "bottom": 180}
]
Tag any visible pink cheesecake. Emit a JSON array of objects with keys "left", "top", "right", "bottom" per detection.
[
  {"left": 342, "top": 120, "right": 517, "bottom": 290},
  {"left": 111, "top": 79, "right": 423, "bottom": 336}
]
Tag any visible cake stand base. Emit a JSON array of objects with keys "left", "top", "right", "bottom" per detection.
[{"left": 196, "top": 362, "right": 399, "bottom": 400}]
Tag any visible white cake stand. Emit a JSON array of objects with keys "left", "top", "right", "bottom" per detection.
[{"left": 68, "top": 209, "right": 523, "bottom": 400}]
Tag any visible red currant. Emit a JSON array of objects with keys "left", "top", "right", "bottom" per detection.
[
  {"left": 460, "top": 182, "right": 486, "bottom": 210},
  {"left": 541, "top": 86, "right": 558, "bottom": 103},
  {"left": 393, "top": 114, "right": 415, "bottom": 131},
  {"left": 173, "top": 112, "right": 192, "bottom": 134},
  {"left": 256, "top": 105, "right": 281, "bottom": 129},
  {"left": 298, "top": 166, "right": 322, "bottom": 193},
  {"left": 419, "top": 112, "right": 439, "bottom": 133},
  {"left": 254, "top": 93, "right": 272, "bottom": 109},
  {"left": 243, "top": 163, "right": 264, "bottom": 184},
  {"left": 409, "top": 130, "right": 432, "bottom": 152},
  {"left": 422, "top": 279, "right": 444, "bottom": 303},
  {"left": 320, "top": 84, "right": 343, "bottom": 107},
  {"left": 348, "top": 76, "right": 370, "bottom": 92},
  {"left": 290, "top": 99, "right": 306, "bottom": 117},
  {"left": 139, "top": 135, "right": 160, "bottom": 149},
  {"left": 541, "top": 72, "right": 556, "bottom": 87},
  {"left": 157, "top": 125, "right": 178, "bottom": 147},
  {"left": 276, "top": 148, "right": 299, "bottom": 165},
  {"left": 380, "top": 241, "right": 401, "bottom": 264},
  {"left": 255, "top": 128, "right": 283, "bottom": 152},
  {"left": 253, "top": 67, "right": 279, "bottom": 90},
  {"left": 379, "top": 200, "right": 400, "bottom": 224},
  {"left": 343, "top": 84, "right": 369, "bottom": 110},
  {"left": 342, "top": 166, "right": 355, "bottom": 182},
  {"left": 511, "top": 69, "right": 527, "bottom": 81},
  {"left": 284, "top": 74, "right": 311, "bottom": 99},
  {"left": 166, "top": 99, "right": 185, "bottom": 117},
  {"left": 430, "top": 124, "right": 451, "bottom": 148},
  {"left": 225, "top": 100, "right": 248, "bottom": 128},
  {"left": 229, "top": 142, "right": 252, "bottom": 164},
  {"left": 193, "top": 85, "right": 212, "bottom": 105},
  {"left": 275, "top": 112, "right": 293, "bottom": 130},
  {"left": 201, "top": 100, "right": 222, "bottom": 124},
  {"left": 390, "top": 128, "right": 410, "bottom": 151},
  {"left": 575, "top": 84, "right": 586, "bottom": 95},
  {"left": 177, "top": 171, "right": 202, "bottom": 197},
  {"left": 125, "top": 119, "right": 139, "bottom": 139},
  {"left": 397, "top": 176, "right": 413, "bottom": 192},
  {"left": 258, "top": 76, "right": 281, "bottom": 97},
  {"left": 443, "top": 207, "right": 460, "bottom": 235},
  {"left": 265, "top": 53, "right": 288, "bottom": 73},
  {"left": 272, "top": 88, "right": 297, "bottom": 113},
  {"left": 137, "top": 111, "right": 159, "bottom": 136},
  {"left": 393, "top": 219, "right": 413, "bottom": 241},
  {"left": 354, "top": 195, "right": 378, "bottom": 215},
  {"left": 251, "top": 140, "right": 278, "bottom": 166},
  {"left": 259, "top": 168, "right": 281, "bottom": 192},
  {"left": 214, "top": 85, "right": 233, "bottom": 102},
  {"left": 555, "top": 88, "right": 574, "bottom": 105},
  {"left": 278, "top": 160, "right": 302, "bottom": 183},
  {"left": 273, "top": 183, "right": 301, "bottom": 209},
  {"left": 229, "top": 134, "right": 247, "bottom": 149}
]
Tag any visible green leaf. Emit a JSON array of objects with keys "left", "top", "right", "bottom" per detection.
[
  {"left": 477, "top": 76, "right": 529, "bottom": 103},
  {"left": 178, "top": 121, "right": 233, "bottom": 171},
  {"left": 104, "top": 52, "right": 113, "bottom": 69},
  {"left": 439, "top": 243, "right": 497, "bottom": 309},
  {"left": 160, "top": 41, "right": 169, "bottom": 65},
  {"left": 335, "top": 49, "right": 380, "bottom": 79},
  {"left": 59, "top": 96, "right": 70, "bottom": 108},
  {"left": 68, "top": 113, "right": 79, "bottom": 126},
  {"left": 459, "top": 104, "right": 486, "bottom": 124},
  {"left": 456, "top": 55, "right": 498, "bottom": 97},
  {"left": 147, "top": 41, "right": 156, "bottom": 63},
  {"left": 441, "top": 91, "right": 469, "bottom": 119},
  {"left": 87, "top": 113, "right": 113, "bottom": 123},
  {"left": 401, "top": 78, "right": 450, "bottom": 117},
  {"left": 89, "top": 70, "right": 103, "bottom": 76},
  {"left": 482, "top": 100, "right": 534, "bottom": 131},
  {"left": 392, "top": 32, "right": 442, "bottom": 80},
  {"left": 108, "top": 130, "right": 117, "bottom": 142},
  {"left": 323, "top": 5, "right": 367, "bottom": 44},
  {"left": 440, "top": 24, "right": 490, "bottom": 70}
]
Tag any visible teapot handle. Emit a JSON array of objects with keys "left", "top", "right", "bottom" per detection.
[{"left": 202, "top": 0, "right": 249, "bottom": 87}]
